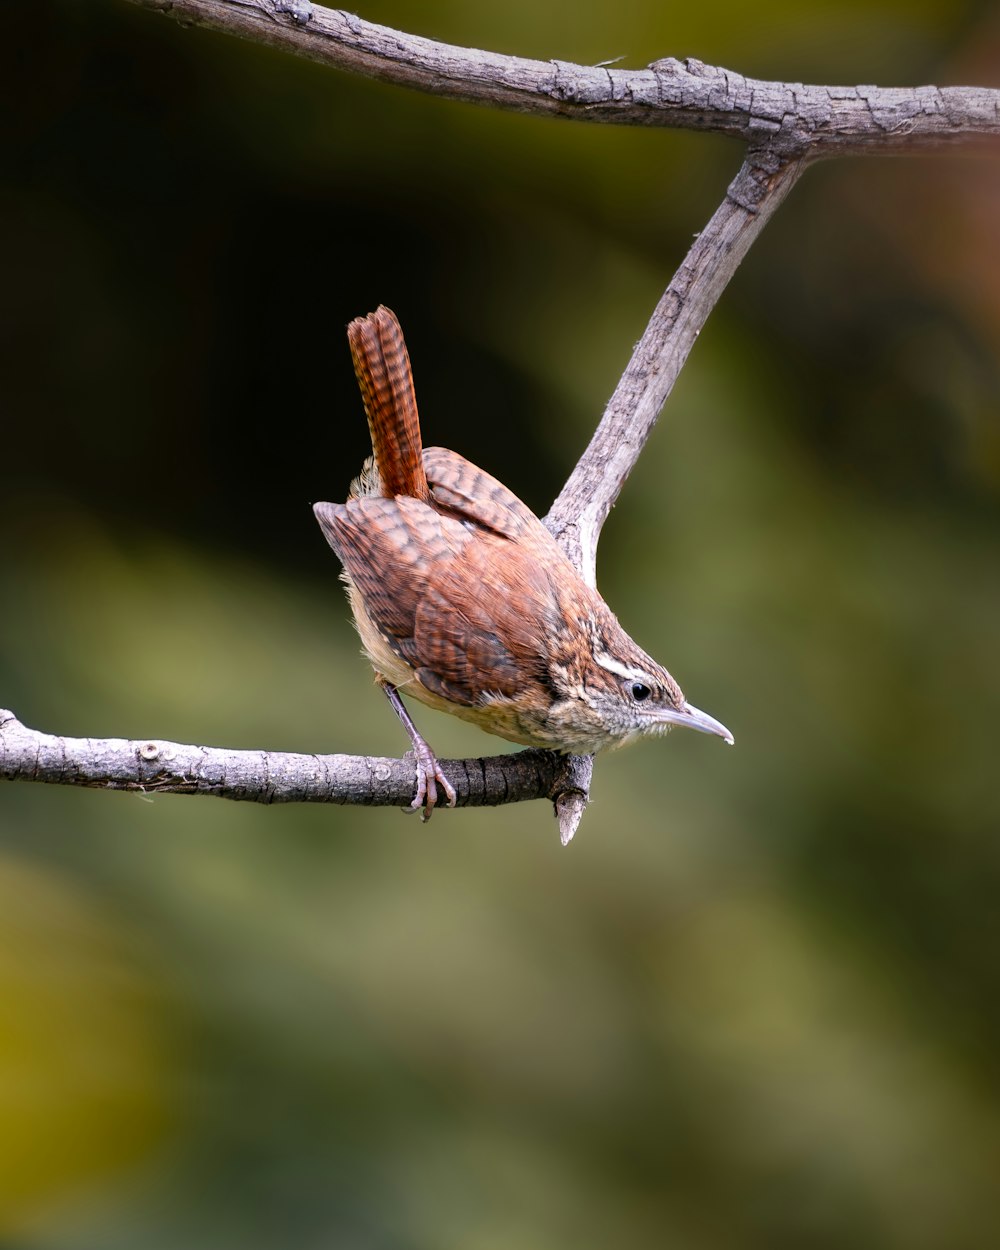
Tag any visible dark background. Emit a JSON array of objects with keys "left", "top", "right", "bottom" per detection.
[{"left": 2, "top": 2, "right": 1000, "bottom": 1247}]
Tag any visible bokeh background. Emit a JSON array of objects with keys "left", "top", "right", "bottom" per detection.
[{"left": 3, "top": 1, "right": 1000, "bottom": 1246}]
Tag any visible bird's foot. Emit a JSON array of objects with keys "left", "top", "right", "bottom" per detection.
[{"left": 408, "top": 740, "right": 457, "bottom": 821}]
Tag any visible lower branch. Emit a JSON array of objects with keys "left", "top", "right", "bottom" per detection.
[{"left": 0, "top": 709, "right": 566, "bottom": 815}]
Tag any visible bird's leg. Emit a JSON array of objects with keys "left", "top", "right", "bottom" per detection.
[{"left": 377, "top": 676, "right": 457, "bottom": 820}]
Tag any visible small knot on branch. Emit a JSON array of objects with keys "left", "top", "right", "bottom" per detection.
[{"left": 549, "top": 754, "right": 593, "bottom": 845}]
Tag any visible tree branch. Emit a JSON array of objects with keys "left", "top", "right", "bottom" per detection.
[
  {"left": 126, "top": 1, "right": 1000, "bottom": 154},
  {"left": 0, "top": 710, "right": 564, "bottom": 813},
  {"left": 9, "top": 1, "right": 998, "bottom": 837},
  {"left": 545, "top": 148, "right": 804, "bottom": 581}
]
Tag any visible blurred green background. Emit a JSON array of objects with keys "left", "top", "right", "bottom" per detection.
[{"left": 2, "top": 1, "right": 1000, "bottom": 1246}]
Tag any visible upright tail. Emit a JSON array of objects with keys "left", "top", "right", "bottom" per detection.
[{"left": 347, "top": 306, "right": 430, "bottom": 502}]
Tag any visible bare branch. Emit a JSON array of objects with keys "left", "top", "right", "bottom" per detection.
[
  {"left": 545, "top": 149, "right": 805, "bottom": 581},
  {"left": 125, "top": 1, "right": 1000, "bottom": 154},
  {"left": 0, "top": 709, "right": 564, "bottom": 812}
]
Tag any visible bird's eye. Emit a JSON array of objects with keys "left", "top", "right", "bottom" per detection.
[{"left": 630, "top": 682, "right": 652, "bottom": 702}]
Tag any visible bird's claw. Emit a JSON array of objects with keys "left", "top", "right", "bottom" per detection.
[{"left": 408, "top": 748, "right": 457, "bottom": 821}]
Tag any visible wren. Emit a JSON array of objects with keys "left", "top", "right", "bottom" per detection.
[{"left": 314, "top": 307, "right": 732, "bottom": 816}]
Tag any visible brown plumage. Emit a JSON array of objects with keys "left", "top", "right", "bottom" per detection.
[{"left": 314, "top": 306, "right": 732, "bottom": 816}]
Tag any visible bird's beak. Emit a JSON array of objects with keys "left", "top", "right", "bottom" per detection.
[{"left": 657, "top": 701, "right": 734, "bottom": 745}]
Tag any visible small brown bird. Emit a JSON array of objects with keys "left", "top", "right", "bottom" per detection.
[{"left": 314, "top": 307, "right": 732, "bottom": 816}]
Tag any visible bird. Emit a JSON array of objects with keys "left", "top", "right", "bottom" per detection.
[{"left": 314, "top": 306, "right": 732, "bottom": 816}]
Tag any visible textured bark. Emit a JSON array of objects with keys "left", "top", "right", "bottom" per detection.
[
  {"left": 545, "top": 150, "right": 803, "bottom": 582},
  {"left": 126, "top": 2, "right": 1000, "bottom": 154},
  {"left": 0, "top": 710, "right": 563, "bottom": 812}
]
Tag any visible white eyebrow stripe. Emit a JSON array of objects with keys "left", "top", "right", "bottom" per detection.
[{"left": 594, "top": 651, "right": 656, "bottom": 684}]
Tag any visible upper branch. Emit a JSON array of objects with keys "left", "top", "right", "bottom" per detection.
[{"left": 129, "top": 1, "right": 1000, "bottom": 154}]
